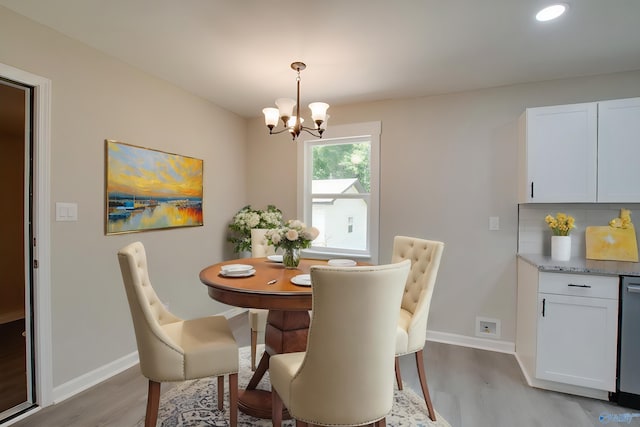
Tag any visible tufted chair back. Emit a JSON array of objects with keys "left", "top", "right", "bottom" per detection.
[
  {"left": 118, "top": 241, "right": 240, "bottom": 426},
  {"left": 251, "top": 228, "right": 276, "bottom": 257},
  {"left": 392, "top": 236, "right": 444, "bottom": 355},
  {"left": 269, "top": 260, "right": 410, "bottom": 426},
  {"left": 117, "top": 241, "right": 186, "bottom": 381}
]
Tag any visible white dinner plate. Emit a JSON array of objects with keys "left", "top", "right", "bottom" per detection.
[
  {"left": 221, "top": 264, "right": 253, "bottom": 273},
  {"left": 290, "top": 274, "right": 312, "bottom": 286},
  {"left": 220, "top": 268, "right": 256, "bottom": 278},
  {"left": 267, "top": 254, "right": 283, "bottom": 263},
  {"left": 327, "top": 259, "right": 357, "bottom": 267}
]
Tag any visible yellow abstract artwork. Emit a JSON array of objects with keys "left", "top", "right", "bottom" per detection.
[
  {"left": 105, "top": 140, "right": 203, "bottom": 235},
  {"left": 585, "top": 225, "right": 639, "bottom": 262}
]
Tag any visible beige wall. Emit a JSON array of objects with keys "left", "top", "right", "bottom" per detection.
[
  {"left": 248, "top": 70, "right": 640, "bottom": 344},
  {"left": 0, "top": 7, "right": 247, "bottom": 387}
]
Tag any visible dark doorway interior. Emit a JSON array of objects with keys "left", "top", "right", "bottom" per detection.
[{"left": 0, "top": 80, "right": 30, "bottom": 417}]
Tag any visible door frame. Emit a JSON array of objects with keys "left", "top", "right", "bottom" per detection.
[{"left": 0, "top": 62, "right": 53, "bottom": 407}]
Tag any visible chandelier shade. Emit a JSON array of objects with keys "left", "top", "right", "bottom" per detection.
[
  {"left": 275, "top": 98, "right": 296, "bottom": 118},
  {"left": 262, "top": 62, "right": 329, "bottom": 140},
  {"left": 262, "top": 107, "right": 279, "bottom": 127},
  {"left": 309, "top": 102, "right": 330, "bottom": 122}
]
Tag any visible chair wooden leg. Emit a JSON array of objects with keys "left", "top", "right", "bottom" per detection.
[
  {"left": 251, "top": 329, "right": 258, "bottom": 371},
  {"left": 217, "top": 375, "right": 224, "bottom": 410},
  {"left": 272, "top": 388, "right": 283, "bottom": 427},
  {"left": 145, "top": 380, "right": 161, "bottom": 427},
  {"left": 415, "top": 350, "right": 436, "bottom": 421},
  {"left": 295, "top": 421, "right": 309, "bottom": 427},
  {"left": 229, "top": 373, "right": 238, "bottom": 427},
  {"left": 375, "top": 418, "right": 387, "bottom": 427},
  {"left": 394, "top": 356, "right": 403, "bottom": 390}
]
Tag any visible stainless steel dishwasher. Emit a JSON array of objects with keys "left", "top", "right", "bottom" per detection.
[{"left": 617, "top": 276, "right": 640, "bottom": 409}]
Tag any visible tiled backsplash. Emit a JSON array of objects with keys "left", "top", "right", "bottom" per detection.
[{"left": 518, "top": 203, "right": 640, "bottom": 258}]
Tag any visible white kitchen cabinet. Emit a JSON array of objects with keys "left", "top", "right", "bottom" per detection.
[
  {"left": 536, "top": 291, "right": 618, "bottom": 390},
  {"left": 518, "top": 102, "right": 598, "bottom": 203},
  {"left": 516, "top": 259, "right": 619, "bottom": 396},
  {"left": 519, "top": 97, "right": 640, "bottom": 203},
  {"left": 597, "top": 97, "right": 640, "bottom": 202}
]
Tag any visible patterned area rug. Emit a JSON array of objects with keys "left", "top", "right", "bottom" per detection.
[{"left": 136, "top": 345, "right": 451, "bottom": 427}]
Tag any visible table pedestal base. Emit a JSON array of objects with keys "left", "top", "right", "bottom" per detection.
[
  {"left": 238, "top": 310, "right": 309, "bottom": 420},
  {"left": 239, "top": 389, "right": 290, "bottom": 419}
]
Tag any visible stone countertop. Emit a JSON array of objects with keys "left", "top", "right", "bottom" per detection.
[{"left": 518, "top": 254, "right": 640, "bottom": 277}]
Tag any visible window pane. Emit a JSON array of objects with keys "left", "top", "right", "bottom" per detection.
[
  {"left": 312, "top": 142, "right": 371, "bottom": 192},
  {"left": 311, "top": 196, "right": 368, "bottom": 250},
  {"left": 301, "top": 121, "right": 380, "bottom": 260}
]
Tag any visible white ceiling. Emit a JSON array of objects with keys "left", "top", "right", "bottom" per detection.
[{"left": 2, "top": 0, "right": 640, "bottom": 118}]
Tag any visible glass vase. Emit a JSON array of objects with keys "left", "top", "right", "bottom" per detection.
[{"left": 282, "top": 247, "right": 301, "bottom": 269}]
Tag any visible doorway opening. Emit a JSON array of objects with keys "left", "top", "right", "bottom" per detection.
[
  {"left": 0, "top": 62, "right": 53, "bottom": 423},
  {"left": 0, "top": 78, "right": 36, "bottom": 422}
]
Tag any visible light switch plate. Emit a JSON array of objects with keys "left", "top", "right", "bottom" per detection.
[
  {"left": 56, "top": 202, "right": 78, "bottom": 221},
  {"left": 489, "top": 216, "right": 499, "bottom": 231}
]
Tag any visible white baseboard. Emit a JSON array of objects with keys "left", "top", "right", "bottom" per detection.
[
  {"left": 52, "top": 350, "right": 139, "bottom": 404},
  {"left": 50, "top": 314, "right": 513, "bottom": 407},
  {"left": 513, "top": 353, "right": 609, "bottom": 400},
  {"left": 427, "top": 329, "right": 515, "bottom": 354},
  {"left": 51, "top": 306, "right": 244, "bottom": 405}
]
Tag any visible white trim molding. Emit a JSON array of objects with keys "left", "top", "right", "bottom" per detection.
[
  {"left": 0, "top": 62, "right": 53, "bottom": 407},
  {"left": 53, "top": 351, "right": 139, "bottom": 404},
  {"left": 427, "top": 329, "right": 515, "bottom": 354},
  {"left": 514, "top": 353, "right": 609, "bottom": 400},
  {"left": 297, "top": 121, "right": 381, "bottom": 263},
  {"left": 52, "top": 306, "right": 244, "bottom": 404}
]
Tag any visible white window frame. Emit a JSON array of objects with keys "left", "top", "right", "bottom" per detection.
[{"left": 297, "top": 121, "right": 380, "bottom": 263}]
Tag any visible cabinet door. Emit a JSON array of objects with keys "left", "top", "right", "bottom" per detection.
[
  {"left": 597, "top": 97, "right": 640, "bottom": 202},
  {"left": 523, "top": 103, "right": 597, "bottom": 202},
  {"left": 536, "top": 293, "right": 618, "bottom": 391}
]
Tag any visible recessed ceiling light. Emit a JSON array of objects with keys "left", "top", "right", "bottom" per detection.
[{"left": 536, "top": 4, "right": 568, "bottom": 22}]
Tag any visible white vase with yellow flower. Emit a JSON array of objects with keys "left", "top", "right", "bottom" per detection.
[{"left": 545, "top": 212, "right": 575, "bottom": 261}]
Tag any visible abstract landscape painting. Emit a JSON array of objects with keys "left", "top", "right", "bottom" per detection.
[{"left": 105, "top": 140, "right": 203, "bottom": 234}]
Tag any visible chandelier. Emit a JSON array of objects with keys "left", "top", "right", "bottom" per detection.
[{"left": 262, "top": 62, "right": 329, "bottom": 141}]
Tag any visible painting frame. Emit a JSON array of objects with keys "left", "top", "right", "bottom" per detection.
[{"left": 105, "top": 139, "right": 204, "bottom": 235}]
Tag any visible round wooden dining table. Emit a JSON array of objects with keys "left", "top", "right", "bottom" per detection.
[{"left": 200, "top": 257, "right": 333, "bottom": 419}]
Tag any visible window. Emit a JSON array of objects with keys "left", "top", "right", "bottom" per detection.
[{"left": 298, "top": 122, "right": 380, "bottom": 262}]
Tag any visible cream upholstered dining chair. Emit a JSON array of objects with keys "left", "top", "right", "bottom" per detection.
[
  {"left": 392, "top": 236, "right": 444, "bottom": 422},
  {"left": 247, "top": 228, "right": 275, "bottom": 370},
  {"left": 117, "top": 241, "right": 239, "bottom": 427},
  {"left": 269, "top": 259, "right": 411, "bottom": 427}
]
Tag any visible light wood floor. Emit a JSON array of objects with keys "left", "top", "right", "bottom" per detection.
[{"left": 5, "top": 313, "right": 636, "bottom": 427}]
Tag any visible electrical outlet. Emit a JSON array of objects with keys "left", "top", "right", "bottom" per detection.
[
  {"left": 480, "top": 320, "right": 496, "bottom": 334},
  {"left": 476, "top": 316, "right": 501, "bottom": 338}
]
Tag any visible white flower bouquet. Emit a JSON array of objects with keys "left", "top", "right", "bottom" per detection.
[{"left": 227, "top": 205, "right": 283, "bottom": 254}]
